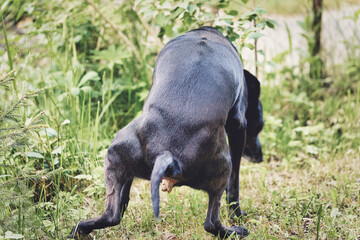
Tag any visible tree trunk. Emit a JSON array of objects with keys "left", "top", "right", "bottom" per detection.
[{"left": 310, "top": 0, "right": 323, "bottom": 79}]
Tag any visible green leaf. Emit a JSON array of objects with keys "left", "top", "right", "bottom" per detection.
[
  {"left": 293, "top": 123, "right": 324, "bottom": 136},
  {"left": 273, "top": 50, "right": 290, "bottom": 64},
  {"left": 24, "top": 3, "right": 35, "bottom": 14},
  {"left": 227, "top": 10, "right": 238, "bottom": 16},
  {"left": 78, "top": 71, "right": 100, "bottom": 87},
  {"left": 159, "top": 1, "right": 172, "bottom": 10},
  {"left": 138, "top": 89, "right": 149, "bottom": 102},
  {"left": 242, "top": 12, "right": 257, "bottom": 21},
  {"left": 305, "top": 145, "right": 319, "bottom": 155},
  {"left": 248, "top": 32, "right": 265, "bottom": 40},
  {"left": 51, "top": 146, "right": 61, "bottom": 155},
  {"left": 268, "top": 235, "right": 279, "bottom": 240},
  {"left": 247, "top": 219, "right": 261, "bottom": 225},
  {"left": 91, "top": 45, "right": 131, "bottom": 68},
  {"left": 60, "top": 119, "right": 70, "bottom": 126},
  {"left": 142, "top": 6, "right": 158, "bottom": 19},
  {"left": 1, "top": 1, "right": 10, "bottom": 11},
  {"left": 164, "top": 25, "right": 174, "bottom": 37},
  {"left": 245, "top": 43, "right": 255, "bottom": 50},
  {"left": 25, "top": 152, "right": 44, "bottom": 159},
  {"left": 266, "top": 61, "right": 276, "bottom": 69},
  {"left": 264, "top": 115, "right": 283, "bottom": 127},
  {"left": 354, "top": 9, "right": 360, "bottom": 22},
  {"left": 297, "top": 21, "right": 306, "bottom": 31},
  {"left": 187, "top": 4, "right": 196, "bottom": 14},
  {"left": 57, "top": 92, "right": 67, "bottom": 102},
  {"left": 80, "top": 86, "right": 92, "bottom": 92},
  {"left": 288, "top": 141, "right": 302, "bottom": 147},
  {"left": 70, "top": 87, "right": 80, "bottom": 96},
  {"left": 217, "top": 1, "right": 229, "bottom": 8},
  {"left": 182, "top": 12, "right": 195, "bottom": 26},
  {"left": 177, "top": 1, "right": 189, "bottom": 9},
  {"left": 39, "top": 128, "right": 57, "bottom": 137},
  {"left": 16, "top": 6, "right": 25, "bottom": 21},
  {"left": 254, "top": 7, "right": 267, "bottom": 15},
  {"left": 74, "top": 174, "right": 92, "bottom": 180},
  {"left": 330, "top": 208, "right": 340, "bottom": 218},
  {"left": 74, "top": 35, "right": 82, "bottom": 43},
  {"left": 4, "top": 231, "right": 24, "bottom": 239},
  {"left": 258, "top": 49, "right": 265, "bottom": 56},
  {"left": 265, "top": 19, "right": 277, "bottom": 29},
  {"left": 134, "top": 0, "right": 142, "bottom": 8},
  {"left": 155, "top": 12, "right": 166, "bottom": 26},
  {"left": 170, "top": 7, "right": 184, "bottom": 19}
]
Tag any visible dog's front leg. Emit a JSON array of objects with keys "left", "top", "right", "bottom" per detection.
[
  {"left": 69, "top": 157, "right": 133, "bottom": 238},
  {"left": 225, "top": 98, "right": 247, "bottom": 219},
  {"left": 204, "top": 191, "right": 248, "bottom": 238}
]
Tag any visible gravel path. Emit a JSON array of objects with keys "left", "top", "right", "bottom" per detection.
[{"left": 242, "top": 4, "right": 360, "bottom": 73}]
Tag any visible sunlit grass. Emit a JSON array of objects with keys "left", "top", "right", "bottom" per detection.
[{"left": 61, "top": 150, "right": 359, "bottom": 239}]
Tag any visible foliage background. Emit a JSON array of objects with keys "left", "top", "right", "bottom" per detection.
[{"left": 0, "top": 0, "right": 359, "bottom": 239}]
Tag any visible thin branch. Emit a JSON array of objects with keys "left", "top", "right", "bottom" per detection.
[
  {"left": 0, "top": 69, "right": 16, "bottom": 82},
  {"left": 135, "top": 8, "right": 164, "bottom": 51},
  {"left": 85, "top": 0, "right": 141, "bottom": 60}
]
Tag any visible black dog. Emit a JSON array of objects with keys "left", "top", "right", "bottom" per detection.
[{"left": 69, "top": 26, "right": 264, "bottom": 238}]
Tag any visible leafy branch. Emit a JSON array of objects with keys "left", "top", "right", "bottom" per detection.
[
  {"left": 0, "top": 71, "right": 44, "bottom": 154},
  {"left": 85, "top": 0, "right": 142, "bottom": 60}
]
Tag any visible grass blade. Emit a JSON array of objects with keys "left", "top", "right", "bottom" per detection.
[{"left": 1, "top": 14, "right": 18, "bottom": 98}]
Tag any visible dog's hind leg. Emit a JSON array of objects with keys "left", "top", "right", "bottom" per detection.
[
  {"left": 69, "top": 165, "right": 133, "bottom": 238},
  {"left": 204, "top": 190, "right": 248, "bottom": 238},
  {"left": 225, "top": 96, "right": 247, "bottom": 218}
]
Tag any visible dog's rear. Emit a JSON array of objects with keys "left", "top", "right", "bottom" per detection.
[
  {"left": 142, "top": 27, "right": 245, "bottom": 184},
  {"left": 69, "top": 27, "right": 263, "bottom": 239}
]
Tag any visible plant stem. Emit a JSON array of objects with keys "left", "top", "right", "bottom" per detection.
[
  {"left": 316, "top": 204, "right": 323, "bottom": 240},
  {"left": 18, "top": 198, "right": 22, "bottom": 234},
  {"left": 1, "top": 14, "right": 18, "bottom": 98}
]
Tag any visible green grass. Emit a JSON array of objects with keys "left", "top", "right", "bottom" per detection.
[
  {"left": 58, "top": 151, "right": 359, "bottom": 239},
  {"left": 1, "top": 0, "right": 360, "bottom": 239}
]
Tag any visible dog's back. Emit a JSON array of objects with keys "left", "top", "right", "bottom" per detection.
[
  {"left": 144, "top": 27, "right": 244, "bottom": 122},
  {"left": 140, "top": 28, "right": 246, "bottom": 181}
]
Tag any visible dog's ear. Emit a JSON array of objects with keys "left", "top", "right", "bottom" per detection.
[{"left": 244, "top": 69, "right": 260, "bottom": 100}]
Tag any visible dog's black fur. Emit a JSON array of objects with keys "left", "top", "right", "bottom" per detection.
[{"left": 69, "top": 27, "right": 264, "bottom": 238}]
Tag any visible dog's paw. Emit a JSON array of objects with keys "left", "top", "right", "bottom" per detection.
[
  {"left": 222, "top": 225, "right": 249, "bottom": 239},
  {"left": 68, "top": 226, "right": 79, "bottom": 239},
  {"left": 229, "top": 205, "right": 247, "bottom": 219},
  {"left": 68, "top": 225, "right": 92, "bottom": 239}
]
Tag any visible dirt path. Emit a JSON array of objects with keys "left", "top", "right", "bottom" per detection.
[{"left": 242, "top": 4, "right": 360, "bottom": 74}]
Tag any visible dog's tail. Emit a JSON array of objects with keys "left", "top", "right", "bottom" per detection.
[{"left": 150, "top": 151, "right": 182, "bottom": 220}]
